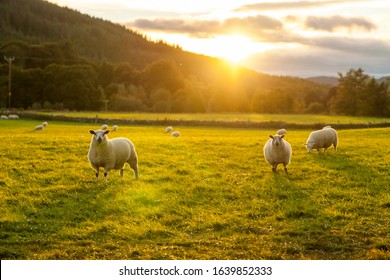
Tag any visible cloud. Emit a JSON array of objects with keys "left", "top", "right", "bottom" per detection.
[
  {"left": 129, "top": 15, "right": 285, "bottom": 40},
  {"left": 305, "top": 15, "right": 377, "bottom": 32},
  {"left": 242, "top": 38, "right": 390, "bottom": 77},
  {"left": 235, "top": 0, "right": 367, "bottom": 12}
]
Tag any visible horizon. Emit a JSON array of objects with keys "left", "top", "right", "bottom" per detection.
[{"left": 47, "top": 0, "right": 390, "bottom": 78}]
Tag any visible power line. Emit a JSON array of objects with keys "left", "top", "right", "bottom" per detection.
[{"left": 4, "top": 56, "right": 15, "bottom": 110}]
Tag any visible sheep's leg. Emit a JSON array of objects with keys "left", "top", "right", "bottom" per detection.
[
  {"left": 94, "top": 169, "right": 99, "bottom": 182},
  {"left": 104, "top": 170, "right": 108, "bottom": 182},
  {"left": 272, "top": 164, "right": 277, "bottom": 172},
  {"left": 120, "top": 168, "right": 124, "bottom": 178},
  {"left": 128, "top": 156, "right": 139, "bottom": 179},
  {"left": 283, "top": 164, "right": 289, "bottom": 175}
]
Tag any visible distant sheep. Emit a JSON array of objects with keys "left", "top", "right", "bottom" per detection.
[
  {"left": 101, "top": 124, "right": 108, "bottom": 130},
  {"left": 42, "top": 121, "right": 48, "bottom": 127},
  {"left": 8, "top": 114, "right": 19, "bottom": 119},
  {"left": 166, "top": 126, "right": 173, "bottom": 133},
  {"left": 34, "top": 125, "right": 44, "bottom": 131},
  {"left": 112, "top": 125, "right": 118, "bottom": 132},
  {"left": 1, "top": 115, "right": 8, "bottom": 120},
  {"left": 305, "top": 126, "right": 338, "bottom": 153},
  {"left": 276, "top": 128, "right": 286, "bottom": 135},
  {"left": 263, "top": 134, "right": 292, "bottom": 174},
  {"left": 171, "top": 131, "right": 180, "bottom": 137},
  {"left": 88, "top": 129, "right": 138, "bottom": 182}
]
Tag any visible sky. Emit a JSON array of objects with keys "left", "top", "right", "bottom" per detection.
[{"left": 47, "top": 0, "right": 390, "bottom": 78}]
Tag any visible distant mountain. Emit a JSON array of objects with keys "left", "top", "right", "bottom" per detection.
[
  {"left": 306, "top": 76, "right": 338, "bottom": 86},
  {"left": 377, "top": 76, "right": 390, "bottom": 84}
]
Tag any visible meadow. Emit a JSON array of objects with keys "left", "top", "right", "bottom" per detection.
[{"left": 0, "top": 118, "right": 389, "bottom": 260}]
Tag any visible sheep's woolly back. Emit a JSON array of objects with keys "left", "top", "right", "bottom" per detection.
[
  {"left": 306, "top": 128, "right": 338, "bottom": 152},
  {"left": 276, "top": 128, "right": 286, "bottom": 135},
  {"left": 171, "top": 131, "right": 180, "bottom": 137}
]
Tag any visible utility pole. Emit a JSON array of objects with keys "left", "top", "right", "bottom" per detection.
[
  {"left": 103, "top": 99, "right": 109, "bottom": 112},
  {"left": 4, "top": 56, "right": 15, "bottom": 110}
]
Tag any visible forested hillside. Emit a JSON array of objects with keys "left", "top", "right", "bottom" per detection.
[{"left": 0, "top": 0, "right": 389, "bottom": 116}]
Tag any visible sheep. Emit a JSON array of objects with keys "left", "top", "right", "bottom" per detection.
[
  {"left": 8, "top": 114, "right": 19, "bottom": 119},
  {"left": 263, "top": 134, "right": 292, "bottom": 175},
  {"left": 42, "top": 121, "right": 48, "bottom": 127},
  {"left": 171, "top": 131, "right": 180, "bottom": 137},
  {"left": 101, "top": 124, "right": 108, "bottom": 130},
  {"left": 88, "top": 129, "right": 138, "bottom": 182},
  {"left": 276, "top": 128, "right": 286, "bottom": 136},
  {"left": 305, "top": 127, "right": 338, "bottom": 153},
  {"left": 166, "top": 126, "right": 173, "bottom": 133},
  {"left": 34, "top": 125, "right": 44, "bottom": 131},
  {"left": 1, "top": 115, "right": 8, "bottom": 120},
  {"left": 112, "top": 125, "right": 118, "bottom": 132}
]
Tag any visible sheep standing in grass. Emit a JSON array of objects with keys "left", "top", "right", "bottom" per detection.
[
  {"left": 42, "top": 121, "right": 48, "bottom": 127},
  {"left": 171, "top": 131, "right": 180, "bottom": 137},
  {"left": 112, "top": 125, "right": 118, "bottom": 132},
  {"left": 88, "top": 129, "right": 138, "bottom": 182},
  {"left": 166, "top": 126, "right": 173, "bottom": 133},
  {"left": 263, "top": 134, "right": 292, "bottom": 174},
  {"left": 305, "top": 126, "right": 338, "bottom": 153},
  {"left": 34, "top": 124, "right": 44, "bottom": 131},
  {"left": 101, "top": 124, "right": 108, "bottom": 130}
]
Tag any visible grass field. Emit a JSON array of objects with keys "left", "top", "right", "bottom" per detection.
[
  {"left": 26, "top": 111, "right": 390, "bottom": 125},
  {"left": 0, "top": 119, "right": 389, "bottom": 260}
]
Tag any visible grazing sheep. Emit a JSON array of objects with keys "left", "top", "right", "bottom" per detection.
[
  {"left": 8, "top": 114, "right": 19, "bottom": 119},
  {"left": 1, "top": 115, "right": 8, "bottom": 120},
  {"left": 112, "top": 125, "right": 118, "bottom": 132},
  {"left": 88, "top": 129, "right": 138, "bottom": 182},
  {"left": 171, "top": 131, "right": 180, "bottom": 137},
  {"left": 305, "top": 127, "right": 338, "bottom": 153},
  {"left": 263, "top": 134, "right": 292, "bottom": 175},
  {"left": 34, "top": 125, "right": 44, "bottom": 131},
  {"left": 42, "top": 121, "right": 48, "bottom": 127},
  {"left": 166, "top": 126, "right": 173, "bottom": 133},
  {"left": 276, "top": 128, "right": 286, "bottom": 135},
  {"left": 101, "top": 124, "right": 108, "bottom": 130}
]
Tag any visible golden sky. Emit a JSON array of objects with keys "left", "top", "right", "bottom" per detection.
[{"left": 48, "top": 0, "right": 390, "bottom": 77}]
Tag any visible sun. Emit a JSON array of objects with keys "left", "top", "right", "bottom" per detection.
[{"left": 212, "top": 35, "right": 258, "bottom": 63}]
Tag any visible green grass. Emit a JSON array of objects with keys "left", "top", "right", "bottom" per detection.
[
  {"left": 28, "top": 111, "right": 390, "bottom": 125},
  {"left": 0, "top": 119, "right": 389, "bottom": 259}
]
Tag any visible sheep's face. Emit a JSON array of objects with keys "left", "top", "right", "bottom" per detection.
[
  {"left": 269, "top": 135, "right": 284, "bottom": 148},
  {"left": 89, "top": 129, "right": 110, "bottom": 144},
  {"left": 306, "top": 142, "right": 315, "bottom": 152}
]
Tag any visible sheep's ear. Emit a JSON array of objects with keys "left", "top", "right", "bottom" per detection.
[
  {"left": 104, "top": 130, "right": 110, "bottom": 135},
  {"left": 281, "top": 135, "right": 285, "bottom": 139},
  {"left": 89, "top": 130, "right": 95, "bottom": 135},
  {"left": 269, "top": 135, "right": 274, "bottom": 139}
]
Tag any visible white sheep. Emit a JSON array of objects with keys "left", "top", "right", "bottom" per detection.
[
  {"left": 263, "top": 134, "right": 292, "bottom": 174},
  {"left": 34, "top": 125, "right": 44, "bottom": 131},
  {"left": 171, "top": 131, "right": 180, "bottom": 137},
  {"left": 88, "top": 129, "right": 138, "bottom": 182},
  {"left": 166, "top": 126, "right": 173, "bottom": 133},
  {"left": 276, "top": 128, "right": 286, "bottom": 135},
  {"left": 101, "top": 124, "right": 108, "bottom": 130},
  {"left": 1, "top": 115, "right": 8, "bottom": 120},
  {"left": 42, "top": 121, "right": 48, "bottom": 127},
  {"left": 305, "top": 127, "right": 338, "bottom": 153},
  {"left": 112, "top": 125, "right": 118, "bottom": 132},
  {"left": 8, "top": 114, "right": 19, "bottom": 119}
]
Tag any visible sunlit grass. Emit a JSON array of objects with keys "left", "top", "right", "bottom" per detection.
[
  {"left": 28, "top": 111, "right": 390, "bottom": 125},
  {"left": 0, "top": 119, "right": 389, "bottom": 259}
]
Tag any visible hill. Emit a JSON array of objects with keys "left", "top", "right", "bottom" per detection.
[
  {"left": 1, "top": 0, "right": 331, "bottom": 113},
  {"left": 306, "top": 76, "right": 338, "bottom": 86}
]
